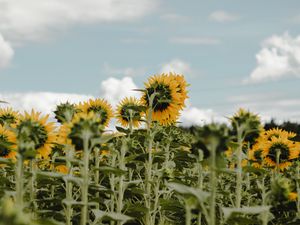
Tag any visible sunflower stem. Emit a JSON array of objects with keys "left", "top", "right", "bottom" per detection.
[
  {"left": 144, "top": 93, "right": 155, "bottom": 225},
  {"left": 29, "top": 160, "right": 37, "bottom": 219},
  {"left": 15, "top": 153, "right": 24, "bottom": 210},
  {"left": 116, "top": 139, "right": 127, "bottom": 225},
  {"left": 80, "top": 136, "right": 90, "bottom": 225},
  {"left": 65, "top": 146, "right": 74, "bottom": 225},
  {"left": 235, "top": 127, "right": 243, "bottom": 209},
  {"left": 209, "top": 141, "right": 217, "bottom": 225},
  {"left": 185, "top": 200, "right": 192, "bottom": 225}
]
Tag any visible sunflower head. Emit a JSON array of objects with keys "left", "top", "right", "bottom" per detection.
[
  {"left": 263, "top": 128, "right": 296, "bottom": 141},
  {"left": 116, "top": 97, "right": 144, "bottom": 128},
  {"left": 230, "top": 108, "right": 262, "bottom": 146},
  {"left": 0, "top": 108, "right": 19, "bottom": 127},
  {"left": 248, "top": 142, "right": 264, "bottom": 168},
  {"left": 54, "top": 102, "right": 80, "bottom": 124},
  {"left": 0, "top": 126, "right": 17, "bottom": 160},
  {"left": 16, "top": 110, "right": 56, "bottom": 159},
  {"left": 262, "top": 136, "right": 300, "bottom": 170},
  {"left": 141, "top": 73, "right": 188, "bottom": 126},
  {"left": 77, "top": 99, "right": 113, "bottom": 127},
  {"left": 68, "top": 112, "right": 103, "bottom": 150}
]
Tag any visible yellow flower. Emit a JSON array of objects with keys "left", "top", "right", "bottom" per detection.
[
  {"left": 0, "top": 125, "right": 17, "bottom": 161},
  {"left": 116, "top": 97, "right": 144, "bottom": 128},
  {"left": 0, "top": 107, "right": 19, "bottom": 126},
  {"left": 288, "top": 192, "right": 298, "bottom": 201},
  {"left": 141, "top": 73, "right": 188, "bottom": 126},
  {"left": 261, "top": 136, "right": 300, "bottom": 170},
  {"left": 56, "top": 124, "right": 72, "bottom": 146},
  {"left": 77, "top": 99, "right": 113, "bottom": 127},
  {"left": 248, "top": 142, "right": 264, "bottom": 168},
  {"left": 262, "top": 128, "right": 296, "bottom": 141},
  {"left": 17, "top": 110, "right": 56, "bottom": 159},
  {"left": 55, "top": 165, "right": 68, "bottom": 174}
]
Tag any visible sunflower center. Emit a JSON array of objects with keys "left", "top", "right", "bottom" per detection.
[
  {"left": 145, "top": 83, "right": 172, "bottom": 112},
  {"left": 0, "top": 113, "right": 17, "bottom": 125},
  {"left": 88, "top": 106, "right": 108, "bottom": 125},
  {"left": 268, "top": 142, "right": 290, "bottom": 163},
  {"left": 18, "top": 120, "right": 48, "bottom": 149},
  {"left": 0, "top": 134, "right": 12, "bottom": 157}
]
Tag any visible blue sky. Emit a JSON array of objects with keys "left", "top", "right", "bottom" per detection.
[{"left": 0, "top": 0, "right": 300, "bottom": 125}]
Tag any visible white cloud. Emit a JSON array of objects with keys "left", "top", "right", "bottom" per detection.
[
  {"left": 209, "top": 10, "right": 239, "bottom": 22},
  {"left": 246, "top": 33, "right": 300, "bottom": 83},
  {"left": 0, "top": 0, "right": 158, "bottom": 42},
  {"left": 170, "top": 37, "right": 220, "bottom": 45},
  {"left": 0, "top": 34, "right": 14, "bottom": 68},
  {"left": 180, "top": 106, "right": 224, "bottom": 126},
  {"left": 100, "top": 76, "right": 141, "bottom": 106},
  {"left": 0, "top": 92, "right": 92, "bottom": 116},
  {"left": 160, "top": 59, "right": 192, "bottom": 75},
  {"left": 227, "top": 93, "right": 300, "bottom": 123},
  {"left": 102, "top": 63, "right": 146, "bottom": 77}
]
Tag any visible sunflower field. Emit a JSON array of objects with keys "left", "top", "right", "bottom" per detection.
[{"left": 0, "top": 73, "right": 300, "bottom": 225}]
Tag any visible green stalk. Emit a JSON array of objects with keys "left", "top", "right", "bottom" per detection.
[
  {"left": 80, "top": 137, "right": 90, "bottom": 225},
  {"left": 209, "top": 141, "right": 217, "bottom": 225},
  {"left": 235, "top": 128, "right": 243, "bottom": 208},
  {"left": 110, "top": 152, "right": 117, "bottom": 225},
  {"left": 29, "top": 160, "right": 37, "bottom": 219},
  {"left": 144, "top": 93, "right": 155, "bottom": 225},
  {"left": 116, "top": 139, "right": 127, "bottom": 225},
  {"left": 94, "top": 147, "right": 100, "bottom": 210},
  {"left": 65, "top": 147, "right": 74, "bottom": 225},
  {"left": 185, "top": 200, "right": 192, "bottom": 225},
  {"left": 15, "top": 153, "right": 24, "bottom": 209},
  {"left": 260, "top": 177, "right": 268, "bottom": 225}
]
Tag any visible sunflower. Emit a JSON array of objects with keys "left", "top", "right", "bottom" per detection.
[
  {"left": 172, "top": 73, "right": 189, "bottom": 109},
  {"left": 16, "top": 110, "right": 56, "bottom": 159},
  {"left": 68, "top": 112, "right": 103, "bottom": 150},
  {"left": 116, "top": 97, "right": 144, "bottom": 128},
  {"left": 56, "top": 124, "right": 72, "bottom": 146},
  {"left": 248, "top": 142, "right": 264, "bottom": 168},
  {"left": 141, "top": 73, "right": 187, "bottom": 126},
  {"left": 0, "top": 107, "right": 19, "bottom": 127},
  {"left": 261, "top": 136, "right": 300, "bottom": 170},
  {"left": 230, "top": 108, "right": 262, "bottom": 147},
  {"left": 55, "top": 165, "right": 68, "bottom": 174},
  {"left": 77, "top": 99, "right": 113, "bottom": 127},
  {"left": 262, "top": 128, "right": 296, "bottom": 141},
  {"left": 0, "top": 126, "right": 17, "bottom": 160},
  {"left": 54, "top": 102, "right": 80, "bottom": 124}
]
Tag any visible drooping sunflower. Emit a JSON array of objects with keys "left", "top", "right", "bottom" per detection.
[
  {"left": 54, "top": 102, "right": 80, "bottom": 124},
  {"left": 16, "top": 110, "right": 56, "bottom": 159},
  {"left": 0, "top": 126, "right": 17, "bottom": 160},
  {"left": 77, "top": 99, "right": 113, "bottom": 127},
  {"left": 68, "top": 112, "right": 103, "bottom": 151},
  {"left": 141, "top": 73, "right": 187, "bottom": 126},
  {"left": 116, "top": 97, "right": 144, "bottom": 128},
  {"left": 230, "top": 108, "right": 262, "bottom": 147},
  {"left": 0, "top": 107, "right": 19, "bottom": 127},
  {"left": 261, "top": 136, "right": 300, "bottom": 170}
]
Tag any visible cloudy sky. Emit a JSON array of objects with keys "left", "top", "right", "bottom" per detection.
[{"left": 0, "top": 0, "right": 300, "bottom": 126}]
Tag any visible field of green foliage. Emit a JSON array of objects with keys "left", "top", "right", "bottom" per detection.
[{"left": 0, "top": 73, "right": 299, "bottom": 225}]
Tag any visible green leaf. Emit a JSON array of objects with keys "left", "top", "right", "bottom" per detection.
[
  {"left": 167, "top": 182, "right": 210, "bottom": 203},
  {"left": 223, "top": 206, "right": 270, "bottom": 221},
  {"left": 92, "top": 209, "right": 133, "bottom": 224}
]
